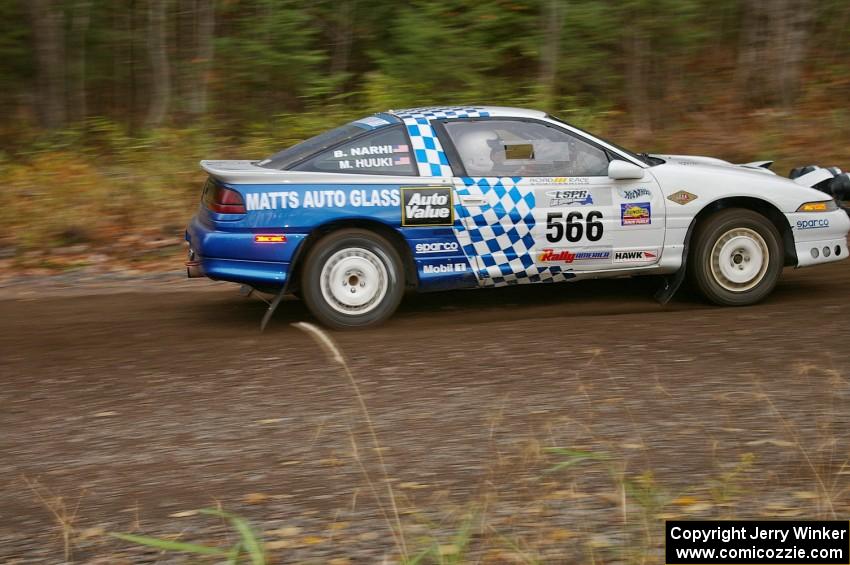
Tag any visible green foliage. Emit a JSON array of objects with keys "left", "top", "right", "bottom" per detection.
[
  {"left": 371, "top": 0, "right": 540, "bottom": 106},
  {"left": 545, "top": 446, "right": 610, "bottom": 472},
  {"left": 4, "top": 0, "right": 850, "bottom": 134},
  {"left": 403, "top": 511, "right": 478, "bottom": 565},
  {"left": 215, "top": 0, "right": 326, "bottom": 119},
  {"left": 111, "top": 508, "right": 266, "bottom": 565},
  {"left": 0, "top": 0, "right": 31, "bottom": 89}
]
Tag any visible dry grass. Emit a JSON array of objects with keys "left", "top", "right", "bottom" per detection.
[
  {"left": 293, "top": 321, "right": 409, "bottom": 560},
  {"left": 34, "top": 329, "right": 850, "bottom": 563},
  {"left": 1, "top": 98, "right": 849, "bottom": 266},
  {"left": 22, "top": 476, "right": 86, "bottom": 562}
]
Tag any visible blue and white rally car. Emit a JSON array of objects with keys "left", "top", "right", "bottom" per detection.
[{"left": 186, "top": 106, "right": 850, "bottom": 328}]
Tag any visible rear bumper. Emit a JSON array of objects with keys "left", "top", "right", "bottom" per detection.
[
  {"left": 184, "top": 216, "right": 300, "bottom": 287},
  {"left": 185, "top": 253, "right": 289, "bottom": 286}
]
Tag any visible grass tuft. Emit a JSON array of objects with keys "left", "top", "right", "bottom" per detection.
[{"left": 110, "top": 507, "right": 266, "bottom": 564}]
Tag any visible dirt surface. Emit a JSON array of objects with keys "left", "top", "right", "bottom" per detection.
[{"left": 2, "top": 263, "right": 850, "bottom": 563}]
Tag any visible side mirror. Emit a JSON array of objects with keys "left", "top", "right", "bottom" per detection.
[{"left": 608, "top": 159, "right": 645, "bottom": 180}]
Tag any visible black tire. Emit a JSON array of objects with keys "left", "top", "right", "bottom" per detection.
[
  {"left": 301, "top": 228, "right": 404, "bottom": 329},
  {"left": 688, "top": 208, "right": 783, "bottom": 306}
]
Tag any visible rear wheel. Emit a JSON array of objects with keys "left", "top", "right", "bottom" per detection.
[
  {"left": 689, "top": 208, "right": 783, "bottom": 306},
  {"left": 301, "top": 229, "right": 404, "bottom": 329}
]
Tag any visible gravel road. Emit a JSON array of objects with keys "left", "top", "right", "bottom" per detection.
[{"left": 2, "top": 264, "right": 849, "bottom": 563}]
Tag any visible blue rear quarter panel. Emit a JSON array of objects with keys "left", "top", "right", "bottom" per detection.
[{"left": 186, "top": 181, "right": 475, "bottom": 291}]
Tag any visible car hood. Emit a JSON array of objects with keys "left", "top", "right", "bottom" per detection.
[
  {"left": 647, "top": 154, "right": 830, "bottom": 212},
  {"left": 651, "top": 154, "right": 777, "bottom": 176}
]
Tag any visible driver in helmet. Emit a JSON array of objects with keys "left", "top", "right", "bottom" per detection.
[{"left": 455, "top": 128, "right": 500, "bottom": 176}]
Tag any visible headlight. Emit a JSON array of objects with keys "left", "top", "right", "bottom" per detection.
[{"left": 797, "top": 200, "right": 838, "bottom": 212}]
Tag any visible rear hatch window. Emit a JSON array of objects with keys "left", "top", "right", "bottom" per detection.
[{"left": 257, "top": 123, "right": 368, "bottom": 170}]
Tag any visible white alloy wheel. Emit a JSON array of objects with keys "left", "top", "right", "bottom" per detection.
[
  {"left": 320, "top": 248, "right": 389, "bottom": 315},
  {"left": 709, "top": 227, "right": 770, "bottom": 292}
]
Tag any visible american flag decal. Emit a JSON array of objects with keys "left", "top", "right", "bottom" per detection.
[
  {"left": 392, "top": 144, "right": 409, "bottom": 153},
  {"left": 394, "top": 156, "right": 410, "bottom": 165}
]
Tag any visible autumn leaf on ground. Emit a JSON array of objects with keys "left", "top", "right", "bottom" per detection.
[
  {"left": 672, "top": 496, "right": 699, "bottom": 506},
  {"left": 244, "top": 493, "right": 269, "bottom": 504},
  {"left": 265, "top": 526, "right": 301, "bottom": 537}
]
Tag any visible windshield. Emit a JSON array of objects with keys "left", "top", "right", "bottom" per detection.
[
  {"left": 547, "top": 115, "right": 660, "bottom": 166},
  {"left": 257, "top": 122, "right": 369, "bottom": 170}
]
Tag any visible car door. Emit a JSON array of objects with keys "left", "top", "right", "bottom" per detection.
[{"left": 436, "top": 117, "right": 665, "bottom": 285}]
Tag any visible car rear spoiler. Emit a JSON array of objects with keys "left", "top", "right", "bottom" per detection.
[
  {"left": 200, "top": 159, "right": 447, "bottom": 185},
  {"left": 200, "top": 160, "right": 290, "bottom": 184}
]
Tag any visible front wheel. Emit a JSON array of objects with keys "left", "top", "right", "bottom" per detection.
[
  {"left": 301, "top": 229, "right": 404, "bottom": 329},
  {"left": 689, "top": 208, "right": 783, "bottom": 306}
]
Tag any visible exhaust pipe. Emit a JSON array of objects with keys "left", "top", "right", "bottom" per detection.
[
  {"left": 185, "top": 247, "right": 203, "bottom": 278},
  {"left": 186, "top": 260, "right": 203, "bottom": 278}
]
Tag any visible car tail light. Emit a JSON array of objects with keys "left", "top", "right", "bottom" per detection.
[
  {"left": 203, "top": 181, "right": 246, "bottom": 214},
  {"left": 255, "top": 234, "right": 287, "bottom": 243}
]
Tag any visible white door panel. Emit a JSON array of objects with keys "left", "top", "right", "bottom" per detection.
[
  {"left": 452, "top": 175, "right": 666, "bottom": 285},
  {"left": 441, "top": 117, "right": 666, "bottom": 285}
]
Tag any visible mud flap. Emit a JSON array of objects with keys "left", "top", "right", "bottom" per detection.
[
  {"left": 654, "top": 264, "right": 687, "bottom": 305},
  {"left": 654, "top": 229, "right": 694, "bottom": 305},
  {"left": 237, "top": 284, "right": 287, "bottom": 332},
  {"left": 260, "top": 287, "right": 287, "bottom": 332}
]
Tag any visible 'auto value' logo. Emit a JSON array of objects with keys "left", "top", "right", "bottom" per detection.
[{"left": 401, "top": 187, "right": 453, "bottom": 226}]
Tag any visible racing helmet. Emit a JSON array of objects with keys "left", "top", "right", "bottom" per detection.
[{"left": 456, "top": 128, "right": 499, "bottom": 174}]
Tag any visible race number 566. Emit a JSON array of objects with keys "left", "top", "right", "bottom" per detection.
[{"left": 546, "top": 211, "right": 603, "bottom": 243}]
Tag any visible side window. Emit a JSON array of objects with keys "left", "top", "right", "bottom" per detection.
[
  {"left": 444, "top": 120, "right": 610, "bottom": 177},
  {"left": 293, "top": 125, "right": 416, "bottom": 176}
]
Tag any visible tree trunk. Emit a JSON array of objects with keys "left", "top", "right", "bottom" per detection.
[
  {"left": 129, "top": 0, "right": 138, "bottom": 133},
  {"left": 735, "top": 0, "right": 761, "bottom": 106},
  {"left": 187, "top": 0, "right": 214, "bottom": 118},
  {"left": 145, "top": 0, "right": 171, "bottom": 128},
  {"left": 538, "top": 0, "right": 563, "bottom": 111},
  {"left": 736, "top": 0, "right": 813, "bottom": 109},
  {"left": 626, "top": 28, "right": 651, "bottom": 137},
  {"left": 69, "top": 0, "right": 92, "bottom": 123},
  {"left": 774, "top": 0, "right": 813, "bottom": 109},
  {"left": 330, "top": 0, "right": 354, "bottom": 77},
  {"left": 28, "top": 0, "right": 66, "bottom": 129}
]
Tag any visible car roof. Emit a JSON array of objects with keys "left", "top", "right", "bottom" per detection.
[{"left": 386, "top": 105, "right": 547, "bottom": 120}]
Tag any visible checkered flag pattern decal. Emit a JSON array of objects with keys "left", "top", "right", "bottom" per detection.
[
  {"left": 391, "top": 107, "right": 490, "bottom": 177},
  {"left": 454, "top": 177, "right": 574, "bottom": 287},
  {"left": 393, "top": 106, "right": 492, "bottom": 120},
  {"left": 389, "top": 106, "right": 572, "bottom": 287}
]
